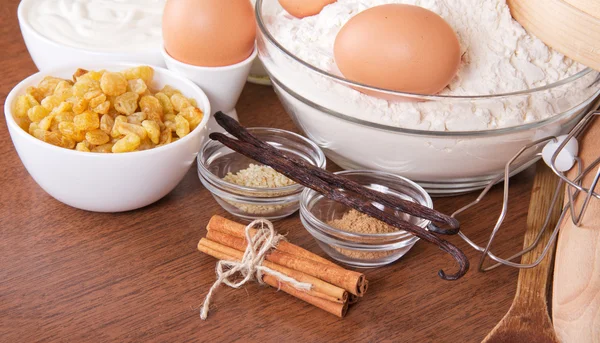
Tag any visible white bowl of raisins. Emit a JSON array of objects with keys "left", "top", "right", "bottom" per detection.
[{"left": 4, "top": 63, "right": 211, "bottom": 212}]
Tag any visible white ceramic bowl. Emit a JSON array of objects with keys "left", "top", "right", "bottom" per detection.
[
  {"left": 162, "top": 46, "right": 257, "bottom": 114},
  {"left": 4, "top": 63, "right": 211, "bottom": 212},
  {"left": 18, "top": 0, "right": 166, "bottom": 71}
]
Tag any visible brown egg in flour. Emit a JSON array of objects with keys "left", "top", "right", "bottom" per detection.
[
  {"left": 163, "top": 0, "right": 256, "bottom": 67},
  {"left": 279, "top": 0, "right": 337, "bottom": 18},
  {"left": 334, "top": 4, "right": 461, "bottom": 97}
]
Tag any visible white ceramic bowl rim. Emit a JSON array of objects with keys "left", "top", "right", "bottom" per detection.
[
  {"left": 198, "top": 127, "right": 327, "bottom": 193},
  {"left": 161, "top": 44, "right": 258, "bottom": 71},
  {"left": 4, "top": 62, "right": 211, "bottom": 158},
  {"left": 17, "top": 0, "right": 159, "bottom": 56},
  {"left": 300, "top": 169, "right": 432, "bottom": 240}
]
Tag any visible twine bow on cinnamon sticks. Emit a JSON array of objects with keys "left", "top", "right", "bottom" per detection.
[
  {"left": 198, "top": 215, "right": 367, "bottom": 318},
  {"left": 208, "top": 111, "right": 470, "bottom": 280},
  {"left": 199, "top": 219, "right": 312, "bottom": 320}
]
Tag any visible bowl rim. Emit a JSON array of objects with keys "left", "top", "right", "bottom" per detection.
[
  {"left": 255, "top": 0, "right": 600, "bottom": 136},
  {"left": 4, "top": 62, "right": 211, "bottom": 158},
  {"left": 269, "top": 73, "right": 600, "bottom": 137},
  {"left": 300, "top": 169, "right": 432, "bottom": 240},
  {"left": 161, "top": 44, "right": 259, "bottom": 71},
  {"left": 18, "top": 0, "right": 161, "bottom": 56},
  {"left": 198, "top": 127, "right": 327, "bottom": 194}
]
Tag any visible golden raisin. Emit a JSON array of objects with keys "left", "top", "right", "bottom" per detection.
[
  {"left": 112, "top": 133, "right": 141, "bottom": 153},
  {"left": 75, "top": 141, "right": 91, "bottom": 152},
  {"left": 123, "top": 66, "right": 154, "bottom": 85},
  {"left": 73, "top": 79, "right": 101, "bottom": 98},
  {"left": 100, "top": 114, "right": 115, "bottom": 134},
  {"left": 100, "top": 72, "right": 128, "bottom": 96},
  {"left": 127, "top": 79, "right": 148, "bottom": 95},
  {"left": 28, "top": 105, "right": 49, "bottom": 122},
  {"left": 33, "top": 130, "right": 63, "bottom": 147},
  {"left": 74, "top": 111, "right": 100, "bottom": 131},
  {"left": 26, "top": 86, "right": 45, "bottom": 102},
  {"left": 114, "top": 92, "right": 139, "bottom": 115},
  {"left": 93, "top": 101, "right": 110, "bottom": 115},
  {"left": 41, "top": 95, "right": 62, "bottom": 111},
  {"left": 50, "top": 102, "right": 72, "bottom": 115},
  {"left": 116, "top": 121, "right": 147, "bottom": 140},
  {"left": 160, "top": 85, "right": 181, "bottom": 97},
  {"left": 170, "top": 93, "right": 191, "bottom": 113},
  {"left": 38, "top": 76, "right": 64, "bottom": 97},
  {"left": 159, "top": 128, "right": 173, "bottom": 145},
  {"left": 58, "top": 121, "right": 85, "bottom": 142},
  {"left": 174, "top": 114, "right": 190, "bottom": 138},
  {"left": 179, "top": 106, "right": 204, "bottom": 130},
  {"left": 155, "top": 92, "right": 174, "bottom": 115},
  {"left": 92, "top": 143, "right": 115, "bottom": 153},
  {"left": 55, "top": 111, "right": 75, "bottom": 123},
  {"left": 111, "top": 115, "right": 128, "bottom": 138},
  {"left": 54, "top": 81, "right": 74, "bottom": 101},
  {"left": 14, "top": 94, "right": 39, "bottom": 118},
  {"left": 85, "top": 129, "right": 110, "bottom": 145},
  {"left": 142, "top": 120, "right": 160, "bottom": 144},
  {"left": 140, "top": 95, "right": 163, "bottom": 121},
  {"left": 38, "top": 115, "right": 54, "bottom": 131},
  {"left": 127, "top": 112, "right": 146, "bottom": 125}
]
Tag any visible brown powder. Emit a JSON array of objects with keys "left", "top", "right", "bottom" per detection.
[{"left": 327, "top": 210, "right": 400, "bottom": 260}]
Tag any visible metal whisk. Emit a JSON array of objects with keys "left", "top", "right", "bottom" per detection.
[{"left": 452, "top": 109, "right": 600, "bottom": 272}]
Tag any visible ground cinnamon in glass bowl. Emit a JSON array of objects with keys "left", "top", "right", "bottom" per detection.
[
  {"left": 300, "top": 170, "right": 431, "bottom": 268},
  {"left": 327, "top": 209, "right": 402, "bottom": 260}
]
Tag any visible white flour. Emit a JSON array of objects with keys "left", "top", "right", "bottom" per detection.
[{"left": 266, "top": 0, "right": 589, "bottom": 131}]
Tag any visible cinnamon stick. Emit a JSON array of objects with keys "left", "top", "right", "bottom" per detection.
[
  {"left": 207, "top": 215, "right": 339, "bottom": 267},
  {"left": 210, "top": 130, "right": 469, "bottom": 280},
  {"left": 199, "top": 238, "right": 348, "bottom": 303},
  {"left": 197, "top": 240, "right": 348, "bottom": 317},
  {"left": 213, "top": 112, "right": 459, "bottom": 233},
  {"left": 204, "top": 229, "right": 365, "bottom": 296}
]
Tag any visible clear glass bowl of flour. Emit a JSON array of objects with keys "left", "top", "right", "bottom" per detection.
[
  {"left": 198, "top": 128, "right": 326, "bottom": 221},
  {"left": 255, "top": 0, "right": 600, "bottom": 195}
]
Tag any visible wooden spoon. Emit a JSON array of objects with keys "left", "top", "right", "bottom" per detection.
[{"left": 482, "top": 160, "right": 564, "bottom": 343}]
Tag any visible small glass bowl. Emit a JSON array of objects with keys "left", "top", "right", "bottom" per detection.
[
  {"left": 198, "top": 127, "right": 326, "bottom": 221},
  {"left": 300, "top": 170, "right": 432, "bottom": 268}
]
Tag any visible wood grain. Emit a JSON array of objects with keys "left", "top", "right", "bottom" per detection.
[
  {"left": 553, "top": 119, "right": 600, "bottom": 343},
  {"left": 563, "top": 0, "right": 600, "bottom": 19},
  {"left": 0, "top": 0, "right": 539, "bottom": 341},
  {"left": 507, "top": 0, "right": 600, "bottom": 71},
  {"left": 482, "top": 161, "right": 563, "bottom": 343}
]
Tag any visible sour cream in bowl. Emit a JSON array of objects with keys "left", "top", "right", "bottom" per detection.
[{"left": 18, "top": 0, "right": 166, "bottom": 70}]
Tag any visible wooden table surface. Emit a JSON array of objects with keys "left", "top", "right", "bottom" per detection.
[{"left": 0, "top": 1, "right": 539, "bottom": 341}]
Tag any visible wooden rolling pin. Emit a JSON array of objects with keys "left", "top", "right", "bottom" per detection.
[{"left": 552, "top": 121, "right": 600, "bottom": 343}]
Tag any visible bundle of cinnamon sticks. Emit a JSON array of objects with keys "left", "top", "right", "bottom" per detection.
[{"left": 197, "top": 215, "right": 368, "bottom": 317}]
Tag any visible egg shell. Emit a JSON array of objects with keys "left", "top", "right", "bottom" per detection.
[
  {"left": 278, "top": 0, "right": 337, "bottom": 18},
  {"left": 334, "top": 4, "right": 461, "bottom": 96},
  {"left": 163, "top": 0, "right": 256, "bottom": 67}
]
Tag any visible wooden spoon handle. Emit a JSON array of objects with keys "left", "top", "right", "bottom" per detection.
[
  {"left": 482, "top": 161, "right": 563, "bottom": 343},
  {"left": 514, "top": 161, "right": 564, "bottom": 303}
]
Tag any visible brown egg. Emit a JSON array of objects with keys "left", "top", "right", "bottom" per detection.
[
  {"left": 163, "top": 0, "right": 256, "bottom": 67},
  {"left": 334, "top": 4, "right": 461, "bottom": 96},
  {"left": 279, "top": 0, "right": 337, "bottom": 18}
]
